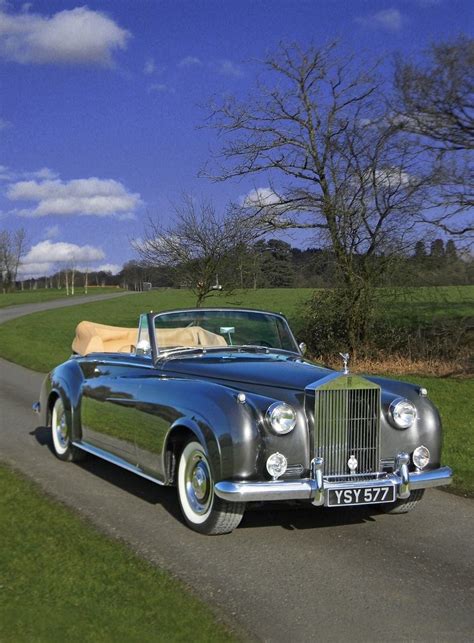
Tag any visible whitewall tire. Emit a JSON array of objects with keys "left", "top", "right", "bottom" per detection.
[
  {"left": 51, "top": 397, "right": 84, "bottom": 462},
  {"left": 177, "top": 440, "right": 245, "bottom": 535}
]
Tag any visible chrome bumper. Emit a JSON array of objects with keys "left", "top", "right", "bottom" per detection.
[{"left": 214, "top": 460, "right": 453, "bottom": 505}]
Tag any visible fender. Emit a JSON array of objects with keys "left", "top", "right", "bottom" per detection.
[
  {"left": 137, "top": 376, "right": 263, "bottom": 482},
  {"left": 40, "top": 359, "right": 85, "bottom": 441}
]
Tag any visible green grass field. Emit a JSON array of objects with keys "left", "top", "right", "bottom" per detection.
[
  {"left": 0, "top": 286, "right": 124, "bottom": 308},
  {"left": 0, "top": 286, "right": 472, "bottom": 373},
  {"left": 0, "top": 465, "right": 234, "bottom": 642},
  {"left": 0, "top": 288, "right": 314, "bottom": 371},
  {"left": 383, "top": 374, "right": 473, "bottom": 497},
  {"left": 376, "top": 285, "right": 474, "bottom": 322}
]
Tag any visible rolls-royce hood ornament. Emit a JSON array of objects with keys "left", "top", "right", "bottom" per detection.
[{"left": 339, "top": 352, "right": 350, "bottom": 374}]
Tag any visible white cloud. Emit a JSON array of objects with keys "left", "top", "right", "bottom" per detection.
[
  {"left": 33, "top": 167, "right": 59, "bottom": 180},
  {"left": 0, "top": 6, "right": 130, "bottom": 66},
  {"left": 242, "top": 187, "right": 282, "bottom": 208},
  {"left": 356, "top": 8, "right": 403, "bottom": 32},
  {"left": 19, "top": 240, "right": 105, "bottom": 276},
  {"left": 215, "top": 59, "right": 243, "bottom": 78},
  {"left": 43, "top": 224, "right": 60, "bottom": 239},
  {"left": 178, "top": 55, "right": 202, "bottom": 68},
  {"left": 95, "top": 263, "right": 122, "bottom": 274},
  {"left": 373, "top": 167, "right": 411, "bottom": 188},
  {"left": 0, "top": 117, "right": 11, "bottom": 130},
  {"left": 143, "top": 56, "right": 155, "bottom": 74},
  {"left": 0, "top": 165, "right": 59, "bottom": 182},
  {"left": 7, "top": 176, "right": 141, "bottom": 217}
]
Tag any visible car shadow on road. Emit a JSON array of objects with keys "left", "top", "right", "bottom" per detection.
[
  {"left": 30, "top": 425, "right": 381, "bottom": 531},
  {"left": 240, "top": 502, "right": 379, "bottom": 530},
  {"left": 30, "top": 425, "right": 55, "bottom": 453},
  {"left": 30, "top": 425, "right": 183, "bottom": 521}
]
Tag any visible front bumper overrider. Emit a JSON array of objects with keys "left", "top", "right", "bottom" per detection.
[{"left": 214, "top": 456, "right": 453, "bottom": 505}]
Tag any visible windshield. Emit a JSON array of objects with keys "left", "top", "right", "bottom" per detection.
[{"left": 152, "top": 309, "right": 298, "bottom": 354}]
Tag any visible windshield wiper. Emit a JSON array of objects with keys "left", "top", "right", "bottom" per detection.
[{"left": 157, "top": 346, "right": 209, "bottom": 360}]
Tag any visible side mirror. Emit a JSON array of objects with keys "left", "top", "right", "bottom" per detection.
[{"left": 299, "top": 342, "right": 307, "bottom": 355}]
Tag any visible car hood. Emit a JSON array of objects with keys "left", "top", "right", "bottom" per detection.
[{"left": 162, "top": 352, "right": 333, "bottom": 391}]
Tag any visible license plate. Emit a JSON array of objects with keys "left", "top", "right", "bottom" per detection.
[{"left": 327, "top": 485, "right": 395, "bottom": 506}]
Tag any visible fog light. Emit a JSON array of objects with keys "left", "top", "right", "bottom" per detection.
[
  {"left": 266, "top": 452, "right": 287, "bottom": 479},
  {"left": 413, "top": 445, "right": 430, "bottom": 469}
]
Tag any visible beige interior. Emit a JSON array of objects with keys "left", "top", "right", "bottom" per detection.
[{"left": 72, "top": 320, "right": 227, "bottom": 356}]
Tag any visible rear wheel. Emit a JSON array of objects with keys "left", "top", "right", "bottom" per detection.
[
  {"left": 379, "top": 489, "right": 425, "bottom": 514},
  {"left": 51, "top": 397, "right": 85, "bottom": 462},
  {"left": 177, "top": 440, "right": 245, "bottom": 535}
]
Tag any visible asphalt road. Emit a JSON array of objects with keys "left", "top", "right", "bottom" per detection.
[
  {"left": 0, "top": 299, "right": 473, "bottom": 642},
  {"left": 0, "top": 290, "right": 135, "bottom": 324}
]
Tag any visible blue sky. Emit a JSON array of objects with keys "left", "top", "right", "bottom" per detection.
[{"left": 1, "top": 0, "right": 472, "bottom": 277}]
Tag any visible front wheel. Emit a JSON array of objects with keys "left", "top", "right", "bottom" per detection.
[
  {"left": 51, "top": 397, "right": 85, "bottom": 462},
  {"left": 177, "top": 441, "right": 245, "bottom": 535},
  {"left": 379, "top": 489, "right": 425, "bottom": 514}
]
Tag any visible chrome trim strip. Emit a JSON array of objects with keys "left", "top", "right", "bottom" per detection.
[
  {"left": 72, "top": 441, "right": 164, "bottom": 486},
  {"left": 215, "top": 479, "right": 317, "bottom": 502},
  {"left": 214, "top": 466, "right": 453, "bottom": 503},
  {"left": 409, "top": 466, "right": 453, "bottom": 489},
  {"left": 80, "top": 359, "right": 155, "bottom": 370}
]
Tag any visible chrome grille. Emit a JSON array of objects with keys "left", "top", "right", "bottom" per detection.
[{"left": 314, "top": 379, "right": 381, "bottom": 477}]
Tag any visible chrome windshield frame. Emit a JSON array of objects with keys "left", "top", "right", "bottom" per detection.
[{"left": 147, "top": 308, "right": 301, "bottom": 365}]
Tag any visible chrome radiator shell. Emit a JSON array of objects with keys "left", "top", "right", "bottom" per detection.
[{"left": 306, "top": 372, "right": 381, "bottom": 478}]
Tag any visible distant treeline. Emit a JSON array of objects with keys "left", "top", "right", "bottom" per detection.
[
  {"left": 118, "top": 238, "right": 473, "bottom": 291},
  {"left": 13, "top": 237, "right": 472, "bottom": 293}
]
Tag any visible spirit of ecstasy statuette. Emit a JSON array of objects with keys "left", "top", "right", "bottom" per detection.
[{"left": 339, "top": 352, "right": 350, "bottom": 374}]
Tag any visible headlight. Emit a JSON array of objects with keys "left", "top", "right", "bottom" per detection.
[
  {"left": 266, "top": 452, "right": 288, "bottom": 479},
  {"left": 266, "top": 402, "right": 297, "bottom": 434},
  {"left": 413, "top": 445, "right": 430, "bottom": 469},
  {"left": 390, "top": 398, "right": 417, "bottom": 429}
]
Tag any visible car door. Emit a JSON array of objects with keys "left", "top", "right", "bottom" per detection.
[
  {"left": 133, "top": 377, "right": 183, "bottom": 482},
  {"left": 79, "top": 355, "right": 152, "bottom": 464}
]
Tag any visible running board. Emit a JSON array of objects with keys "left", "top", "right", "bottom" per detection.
[{"left": 72, "top": 441, "right": 164, "bottom": 486}]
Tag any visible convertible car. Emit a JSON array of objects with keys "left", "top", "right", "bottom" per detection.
[{"left": 34, "top": 308, "right": 452, "bottom": 534}]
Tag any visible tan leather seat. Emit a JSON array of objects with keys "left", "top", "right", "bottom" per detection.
[
  {"left": 72, "top": 321, "right": 137, "bottom": 355},
  {"left": 72, "top": 321, "right": 227, "bottom": 356},
  {"left": 156, "top": 327, "right": 227, "bottom": 348}
]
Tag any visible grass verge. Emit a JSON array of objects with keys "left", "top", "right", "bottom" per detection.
[
  {"left": 0, "top": 286, "right": 124, "bottom": 308},
  {"left": 384, "top": 375, "right": 473, "bottom": 497},
  {"left": 0, "top": 464, "right": 235, "bottom": 642}
]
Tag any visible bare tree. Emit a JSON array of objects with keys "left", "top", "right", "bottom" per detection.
[
  {"left": 394, "top": 36, "right": 474, "bottom": 235},
  {"left": 395, "top": 36, "right": 473, "bottom": 152},
  {"left": 134, "top": 196, "right": 254, "bottom": 306},
  {"left": 65, "top": 269, "right": 70, "bottom": 295},
  {"left": 0, "top": 228, "right": 27, "bottom": 293},
  {"left": 205, "top": 42, "right": 430, "bottom": 348}
]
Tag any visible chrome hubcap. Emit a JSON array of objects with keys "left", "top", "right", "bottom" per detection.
[
  {"left": 185, "top": 452, "right": 212, "bottom": 515},
  {"left": 55, "top": 408, "right": 68, "bottom": 448},
  {"left": 192, "top": 462, "right": 208, "bottom": 501}
]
